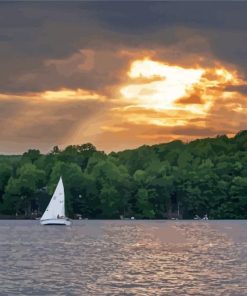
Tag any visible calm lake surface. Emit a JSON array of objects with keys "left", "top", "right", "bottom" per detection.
[{"left": 0, "top": 220, "right": 247, "bottom": 296}]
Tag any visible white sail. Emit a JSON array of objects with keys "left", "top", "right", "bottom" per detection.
[{"left": 41, "top": 177, "right": 65, "bottom": 221}]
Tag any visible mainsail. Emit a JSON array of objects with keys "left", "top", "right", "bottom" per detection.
[{"left": 40, "top": 177, "right": 65, "bottom": 221}]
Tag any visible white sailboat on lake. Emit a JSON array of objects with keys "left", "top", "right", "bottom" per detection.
[{"left": 40, "top": 177, "right": 71, "bottom": 226}]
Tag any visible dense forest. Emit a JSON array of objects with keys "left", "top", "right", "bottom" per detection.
[{"left": 1, "top": 131, "right": 247, "bottom": 219}]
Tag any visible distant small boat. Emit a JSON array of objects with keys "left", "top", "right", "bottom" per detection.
[
  {"left": 40, "top": 177, "right": 71, "bottom": 226},
  {"left": 194, "top": 214, "right": 209, "bottom": 220}
]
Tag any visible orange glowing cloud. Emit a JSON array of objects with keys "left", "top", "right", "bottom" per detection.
[
  {"left": 120, "top": 59, "right": 204, "bottom": 110},
  {"left": 0, "top": 88, "right": 105, "bottom": 102},
  {"left": 118, "top": 58, "right": 242, "bottom": 118},
  {"left": 40, "top": 89, "right": 105, "bottom": 101}
]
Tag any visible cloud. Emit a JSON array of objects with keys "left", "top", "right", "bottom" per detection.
[
  {"left": 45, "top": 50, "right": 95, "bottom": 76},
  {"left": 224, "top": 84, "right": 247, "bottom": 95},
  {"left": 1, "top": 2, "right": 247, "bottom": 94},
  {"left": 1, "top": 2, "right": 247, "bottom": 153}
]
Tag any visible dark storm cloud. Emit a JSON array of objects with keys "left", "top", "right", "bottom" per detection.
[
  {"left": 70, "top": 2, "right": 247, "bottom": 33},
  {"left": 0, "top": 2, "right": 140, "bottom": 93},
  {"left": 1, "top": 2, "right": 247, "bottom": 93}
]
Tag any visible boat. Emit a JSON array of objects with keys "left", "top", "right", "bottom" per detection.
[
  {"left": 40, "top": 177, "right": 71, "bottom": 226},
  {"left": 193, "top": 214, "right": 209, "bottom": 220}
]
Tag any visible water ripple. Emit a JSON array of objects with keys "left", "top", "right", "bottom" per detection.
[{"left": 0, "top": 220, "right": 247, "bottom": 295}]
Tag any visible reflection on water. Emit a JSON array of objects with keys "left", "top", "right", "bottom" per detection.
[{"left": 0, "top": 220, "right": 247, "bottom": 295}]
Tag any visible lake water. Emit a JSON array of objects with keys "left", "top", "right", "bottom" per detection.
[{"left": 0, "top": 220, "right": 247, "bottom": 295}]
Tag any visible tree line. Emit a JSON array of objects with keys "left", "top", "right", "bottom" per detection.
[{"left": 1, "top": 131, "right": 247, "bottom": 219}]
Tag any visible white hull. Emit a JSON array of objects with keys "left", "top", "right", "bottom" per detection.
[{"left": 40, "top": 218, "right": 72, "bottom": 226}]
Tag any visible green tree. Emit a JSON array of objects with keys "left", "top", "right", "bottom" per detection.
[{"left": 3, "top": 163, "right": 45, "bottom": 216}]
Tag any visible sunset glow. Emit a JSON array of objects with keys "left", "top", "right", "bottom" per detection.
[
  {"left": 0, "top": 89, "right": 104, "bottom": 102},
  {"left": 121, "top": 59, "right": 204, "bottom": 109},
  {"left": 118, "top": 58, "right": 241, "bottom": 121},
  {"left": 40, "top": 89, "right": 104, "bottom": 101},
  {"left": 1, "top": 2, "right": 247, "bottom": 153}
]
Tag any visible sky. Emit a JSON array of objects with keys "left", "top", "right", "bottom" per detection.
[{"left": 1, "top": 2, "right": 247, "bottom": 153}]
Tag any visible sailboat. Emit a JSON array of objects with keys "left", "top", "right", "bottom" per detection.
[{"left": 40, "top": 177, "right": 71, "bottom": 226}]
